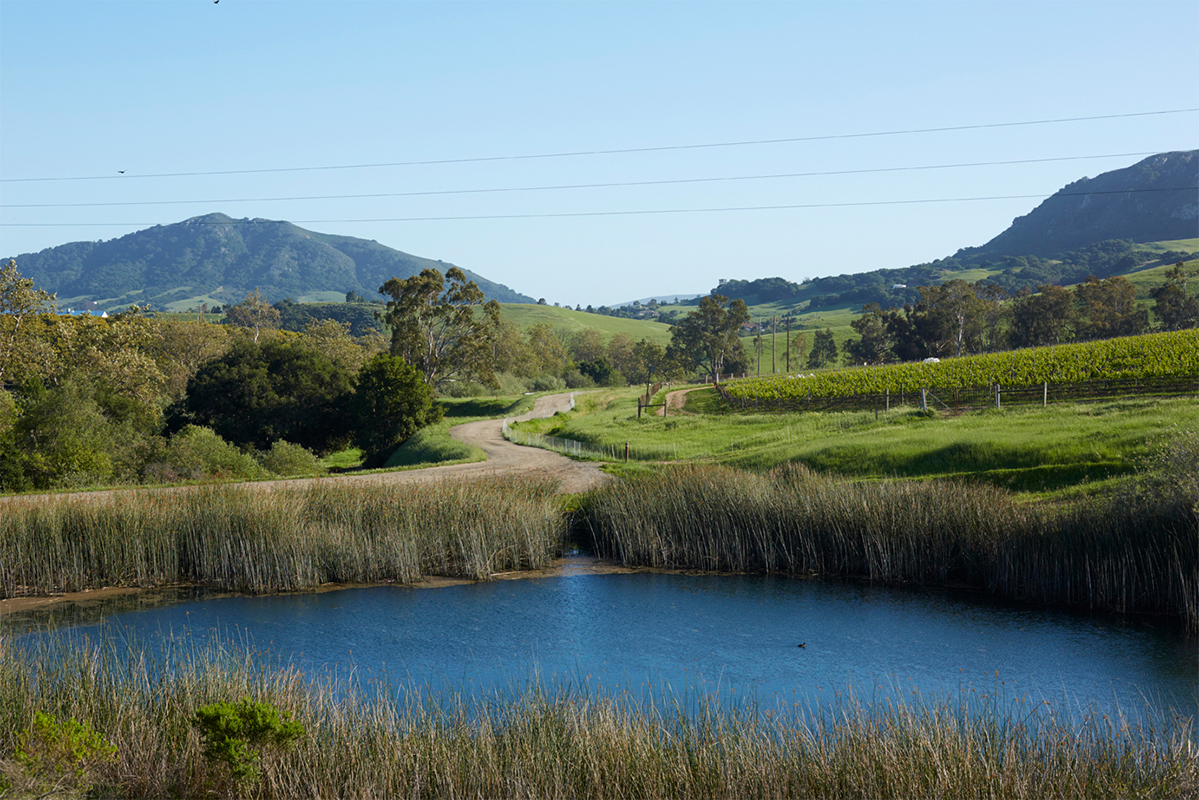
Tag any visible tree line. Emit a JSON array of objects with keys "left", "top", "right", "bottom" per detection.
[
  {"left": 839, "top": 265, "right": 1197, "bottom": 367},
  {"left": 0, "top": 262, "right": 723, "bottom": 492}
]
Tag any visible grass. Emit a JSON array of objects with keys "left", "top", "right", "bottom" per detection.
[
  {"left": 0, "top": 479, "right": 566, "bottom": 598},
  {"left": 499, "top": 303, "right": 675, "bottom": 345},
  {"left": 579, "top": 461, "right": 1199, "bottom": 630},
  {"left": 510, "top": 389, "right": 1199, "bottom": 499},
  {"left": 0, "top": 634, "right": 1193, "bottom": 799}
]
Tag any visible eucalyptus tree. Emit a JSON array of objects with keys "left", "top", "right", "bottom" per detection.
[
  {"left": 0, "top": 260, "right": 57, "bottom": 385},
  {"left": 380, "top": 267, "right": 501, "bottom": 391},
  {"left": 666, "top": 294, "right": 749, "bottom": 383}
]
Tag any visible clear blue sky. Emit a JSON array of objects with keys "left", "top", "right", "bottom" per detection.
[{"left": 2, "top": 1, "right": 1196, "bottom": 307}]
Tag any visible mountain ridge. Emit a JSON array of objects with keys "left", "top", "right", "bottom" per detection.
[{"left": 7, "top": 212, "right": 535, "bottom": 310}]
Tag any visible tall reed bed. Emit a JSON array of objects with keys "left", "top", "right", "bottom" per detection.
[
  {"left": 0, "top": 477, "right": 565, "bottom": 597},
  {"left": 0, "top": 634, "right": 1193, "bottom": 799},
  {"left": 581, "top": 464, "right": 1199, "bottom": 630}
]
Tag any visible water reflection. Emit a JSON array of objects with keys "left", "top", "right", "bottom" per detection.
[{"left": 6, "top": 571, "right": 1196, "bottom": 722}]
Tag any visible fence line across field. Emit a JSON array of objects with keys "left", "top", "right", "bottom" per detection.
[{"left": 718, "top": 375, "right": 1199, "bottom": 414}]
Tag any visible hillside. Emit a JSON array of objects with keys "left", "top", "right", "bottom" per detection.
[
  {"left": 686, "top": 152, "right": 1198, "bottom": 319},
  {"left": 980, "top": 151, "right": 1198, "bottom": 256},
  {"left": 6, "top": 213, "right": 535, "bottom": 311},
  {"left": 500, "top": 303, "right": 674, "bottom": 346}
]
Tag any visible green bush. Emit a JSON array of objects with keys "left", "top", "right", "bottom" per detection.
[
  {"left": 192, "top": 698, "right": 304, "bottom": 785},
  {"left": 148, "top": 425, "right": 269, "bottom": 482},
  {"left": 255, "top": 440, "right": 326, "bottom": 477},
  {"left": 7, "top": 711, "right": 116, "bottom": 796}
]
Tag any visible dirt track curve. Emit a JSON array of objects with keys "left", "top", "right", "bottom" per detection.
[{"left": 239, "top": 392, "right": 611, "bottom": 495}]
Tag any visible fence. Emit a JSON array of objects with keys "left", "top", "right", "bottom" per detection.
[{"left": 718, "top": 375, "right": 1199, "bottom": 415}]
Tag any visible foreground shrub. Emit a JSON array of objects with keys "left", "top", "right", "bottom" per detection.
[
  {"left": 2, "top": 711, "right": 116, "bottom": 797},
  {"left": 193, "top": 698, "right": 304, "bottom": 786}
]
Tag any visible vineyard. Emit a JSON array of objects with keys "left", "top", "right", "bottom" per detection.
[{"left": 722, "top": 330, "right": 1199, "bottom": 411}]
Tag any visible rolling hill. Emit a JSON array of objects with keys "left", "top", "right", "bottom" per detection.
[{"left": 6, "top": 213, "right": 535, "bottom": 311}]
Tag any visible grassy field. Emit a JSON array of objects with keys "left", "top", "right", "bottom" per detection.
[
  {"left": 499, "top": 303, "right": 674, "bottom": 345},
  {"left": 1, "top": 635, "right": 1193, "bottom": 800},
  {"left": 509, "top": 387, "right": 1199, "bottom": 499}
]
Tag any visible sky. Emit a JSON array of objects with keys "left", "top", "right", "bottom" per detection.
[{"left": 1, "top": 1, "right": 1196, "bottom": 308}]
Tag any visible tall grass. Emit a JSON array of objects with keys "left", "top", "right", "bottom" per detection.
[
  {"left": 0, "top": 478, "right": 565, "bottom": 597},
  {"left": 0, "top": 634, "right": 1193, "bottom": 799},
  {"left": 581, "top": 464, "right": 1199, "bottom": 630}
]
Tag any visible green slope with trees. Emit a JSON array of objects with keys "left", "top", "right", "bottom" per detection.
[{"left": 7, "top": 213, "right": 535, "bottom": 312}]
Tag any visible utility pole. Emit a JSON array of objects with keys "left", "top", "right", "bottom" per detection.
[{"left": 785, "top": 317, "right": 791, "bottom": 372}]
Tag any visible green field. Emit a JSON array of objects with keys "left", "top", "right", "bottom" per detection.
[
  {"left": 498, "top": 303, "right": 674, "bottom": 344},
  {"left": 508, "top": 386, "right": 1199, "bottom": 499}
]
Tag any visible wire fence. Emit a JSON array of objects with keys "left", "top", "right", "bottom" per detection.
[{"left": 719, "top": 375, "right": 1199, "bottom": 414}]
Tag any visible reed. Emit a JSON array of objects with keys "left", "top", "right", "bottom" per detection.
[
  {"left": 0, "top": 634, "right": 1192, "bottom": 799},
  {"left": 581, "top": 464, "right": 1199, "bottom": 630},
  {"left": 0, "top": 478, "right": 565, "bottom": 597}
]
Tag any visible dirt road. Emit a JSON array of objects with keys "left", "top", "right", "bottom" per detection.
[{"left": 658, "top": 385, "right": 707, "bottom": 416}]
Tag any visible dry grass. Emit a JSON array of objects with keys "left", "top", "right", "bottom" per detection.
[
  {"left": 0, "top": 634, "right": 1193, "bottom": 799},
  {"left": 581, "top": 463, "right": 1199, "bottom": 630},
  {"left": 0, "top": 478, "right": 566, "bottom": 597}
]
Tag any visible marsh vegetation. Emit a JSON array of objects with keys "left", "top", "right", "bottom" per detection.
[
  {"left": 0, "top": 478, "right": 564, "bottom": 598},
  {"left": 1, "top": 635, "right": 1193, "bottom": 799}
]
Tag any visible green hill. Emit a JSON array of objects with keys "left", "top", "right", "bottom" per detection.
[
  {"left": 500, "top": 303, "right": 674, "bottom": 345},
  {"left": 7, "top": 213, "right": 535, "bottom": 312}
]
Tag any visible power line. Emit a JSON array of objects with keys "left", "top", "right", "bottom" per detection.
[
  {"left": 2, "top": 109, "right": 1194, "bottom": 183},
  {"left": 3, "top": 187, "right": 1191, "bottom": 227},
  {"left": 0, "top": 152, "right": 1165, "bottom": 209}
]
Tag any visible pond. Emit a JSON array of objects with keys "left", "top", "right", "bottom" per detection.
[{"left": 6, "top": 562, "right": 1196, "bottom": 723}]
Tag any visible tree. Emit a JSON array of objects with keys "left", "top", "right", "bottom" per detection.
[
  {"left": 349, "top": 354, "right": 441, "bottom": 467},
  {"left": 665, "top": 294, "right": 750, "bottom": 383},
  {"left": 788, "top": 330, "right": 808, "bottom": 371},
  {"left": 1074, "top": 275, "right": 1148, "bottom": 340},
  {"left": 911, "top": 279, "right": 984, "bottom": 357},
  {"left": 525, "top": 323, "right": 570, "bottom": 377},
  {"left": 843, "top": 303, "right": 897, "bottom": 365},
  {"left": 807, "top": 329, "right": 838, "bottom": 368},
  {"left": 380, "top": 267, "right": 501, "bottom": 391},
  {"left": 223, "top": 288, "right": 281, "bottom": 343},
  {"left": 1150, "top": 262, "right": 1199, "bottom": 331},
  {"left": 171, "top": 338, "right": 353, "bottom": 454},
  {"left": 0, "top": 260, "right": 57, "bottom": 385},
  {"left": 1009, "top": 285, "right": 1077, "bottom": 347}
]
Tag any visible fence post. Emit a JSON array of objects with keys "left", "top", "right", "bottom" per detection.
[
  {"left": 1043, "top": 382, "right": 1048, "bottom": 407},
  {"left": 921, "top": 387, "right": 927, "bottom": 413},
  {"left": 995, "top": 383, "right": 1001, "bottom": 410},
  {"left": 624, "top": 442, "right": 629, "bottom": 462},
  {"left": 637, "top": 397, "right": 642, "bottom": 418}
]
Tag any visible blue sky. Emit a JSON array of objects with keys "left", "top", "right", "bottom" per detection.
[{"left": 1, "top": 1, "right": 1196, "bottom": 307}]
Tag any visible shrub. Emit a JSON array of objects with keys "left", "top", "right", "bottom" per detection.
[
  {"left": 153, "top": 425, "right": 269, "bottom": 482},
  {"left": 7, "top": 711, "right": 116, "bottom": 796},
  {"left": 192, "top": 698, "right": 304, "bottom": 786},
  {"left": 255, "top": 440, "right": 326, "bottom": 477},
  {"left": 529, "top": 374, "right": 566, "bottom": 392}
]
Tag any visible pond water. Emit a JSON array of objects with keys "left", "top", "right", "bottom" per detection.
[{"left": 6, "top": 564, "right": 1197, "bottom": 722}]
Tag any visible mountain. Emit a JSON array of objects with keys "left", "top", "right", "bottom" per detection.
[
  {"left": 6, "top": 213, "right": 535, "bottom": 310},
  {"left": 979, "top": 150, "right": 1198, "bottom": 256}
]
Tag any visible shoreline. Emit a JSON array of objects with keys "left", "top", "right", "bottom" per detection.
[{"left": 0, "top": 555, "right": 640, "bottom": 618}]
